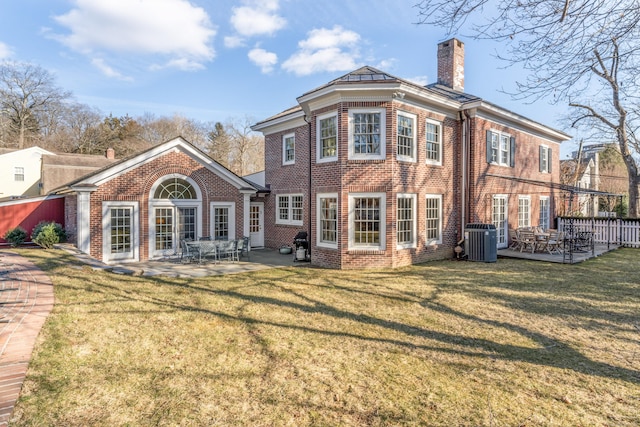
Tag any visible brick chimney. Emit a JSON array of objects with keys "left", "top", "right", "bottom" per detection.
[
  {"left": 106, "top": 147, "right": 115, "bottom": 160},
  {"left": 437, "top": 38, "right": 465, "bottom": 92}
]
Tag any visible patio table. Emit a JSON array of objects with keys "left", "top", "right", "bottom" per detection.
[{"left": 185, "top": 240, "right": 219, "bottom": 263}]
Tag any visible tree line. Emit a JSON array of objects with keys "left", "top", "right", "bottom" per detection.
[{"left": 0, "top": 62, "right": 264, "bottom": 177}]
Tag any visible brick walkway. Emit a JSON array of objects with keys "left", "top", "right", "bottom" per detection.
[{"left": 0, "top": 251, "right": 54, "bottom": 426}]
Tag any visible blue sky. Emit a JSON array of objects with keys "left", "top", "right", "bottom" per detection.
[{"left": 1, "top": 0, "right": 576, "bottom": 156}]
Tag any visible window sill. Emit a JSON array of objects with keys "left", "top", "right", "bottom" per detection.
[
  {"left": 347, "top": 249, "right": 386, "bottom": 255},
  {"left": 347, "top": 159, "right": 386, "bottom": 164}
]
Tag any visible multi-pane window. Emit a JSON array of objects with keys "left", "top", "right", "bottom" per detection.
[
  {"left": 426, "top": 120, "right": 442, "bottom": 164},
  {"left": 154, "top": 178, "right": 196, "bottom": 199},
  {"left": 276, "top": 194, "right": 304, "bottom": 225},
  {"left": 397, "top": 194, "right": 416, "bottom": 248},
  {"left": 213, "top": 207, "right": 229, "bottom": 240},
  {"left": 487, "top": 130, "right": 514, "bottom": 167},
  {"left": 425, "top": 195, "right": 442, "bottom": 244},
  {"left": 353, "top": 196, "right": 382, "bottom": 246},
  {"left": 178, "top": 207, "right": 197, "bottom": 241},
  {"left": 539, "top": 197, "right": 550, "bottom": 230},
  {"left": 14, "top": 167, "right": 24, "bottom": 182},
  {"left": 283, "top": 133, "right": 295, "bottom": 165},
  {"left": 500, "top": 135, "right": 510, "bottom": 165},
  {"left": 397, "top": 112, "right": 416, "bottom": 161},
  {"left": 539, "top": 146, "right": 552, "bottom": 173},
  {"left": 318, "top": 113, "right": 337, "bottom": 161},
  {"left": 492, "top": 196, "right": 508, "bottom": 246},
  {"left": 349, "top": 109, "right": 385, "bottom": 160},
  {"left": 318, "top": 195, "right": 338, "bottom": 247},
  {"left": 518, "top": 196, "right": 531, "bottom": 228},
  {"left": 110, "top": 208, "right": 131, "bottom": 254}
]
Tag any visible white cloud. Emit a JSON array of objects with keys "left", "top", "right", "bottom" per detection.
[
  {"left": 0, "top": 41, "right": 12, "bottom": 59},
  {"left": 224, "top": 36, "right": 246, "bottom": 49},
  {"left": 282, "top": 26, "right": 362, "bottom": 76},
  {"left": 52, "top": 0, "right": 216, "bottom": 74},
  {"left": 248, "top": 48, "right": 277, "bottom": 73},
  {"left": 91, "top": 58, "right": 133, "bottom": 81},
  {"left": 230, "top": 0, "right": 286, "bottom": 38}
]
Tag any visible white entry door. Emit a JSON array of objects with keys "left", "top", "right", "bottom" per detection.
[{"left": 249, "top": 202, "right": 264, "bottom": 247}]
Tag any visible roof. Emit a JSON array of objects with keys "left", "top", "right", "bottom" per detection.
[
  {"left": 40, "top": 153, "right": 118, "bottom": 194},
  {"left": 51, "top": 137, "right": 258, "bottom": 194},
  {"left": 255, "top": 65, "right": 570, "bottom": 142}
]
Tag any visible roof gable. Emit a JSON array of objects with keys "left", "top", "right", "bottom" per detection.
[{"left": 56, "top": 137, "right": 257, "bottom": 193}]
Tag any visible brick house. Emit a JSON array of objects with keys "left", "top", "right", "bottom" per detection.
[
  {"left": 53, "top": 137, "right": 259, "bottom": 264},
  {"left": 252, "top": 38, "right": 570, "bottom": 269}
]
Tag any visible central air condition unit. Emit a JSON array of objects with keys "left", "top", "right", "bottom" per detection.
[{"left": 464, "top": 223, "right": 498, "bottom": 262}]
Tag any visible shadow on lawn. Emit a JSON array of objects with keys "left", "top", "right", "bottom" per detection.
[{"left": 24, "top": 249, "right": 640, "bottom": 386}]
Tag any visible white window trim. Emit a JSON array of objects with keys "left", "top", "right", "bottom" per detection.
[
  {"left": 316, "top": 192, "right": 338, "bottom": 249},
  {"left": 488, "top": 130, "right": 513, "bottom": 167},
  {"left": 348, "top": 192, "right": 386, "bottom": 250},
  {"left": 425, "top": 194, "right": 443, "bottom": 245},
  {"left": 14, "top": 166, "right": 25, "bottom": 182},
  {"left": 539, "top": 196, "right": 550, "bottom": 230},
  {"left": 540, "top": 144, "right": 550, "bottom": 173},
  {"left": 518, "top": 195, "right": 531, "bottom": 228},
  {"left": 425, "top": 118, "right": 443, "bottom": 166},
  {"left": 397, "top": 111, "right": 417, "bottom": 163},
  {"left": 348, "top": 108, "right": 386, "bottom": 161},
  {"left": 396, "top": 193, "right": 417, "bottom": 249},
  {"left": 316, "top": 111, "right": 338, "bottom": 163},
  {"left": 210, "top": 201, "right": 236, "bottom": 241},
  {"left": 276, "top": 194, "right": 304, "bottom": 226},
  {"left": 102, "top": 201, "right": 140, "bottom": 264},
  {"left": 282, "top": 133, "right": 295, "bottom": 165}
]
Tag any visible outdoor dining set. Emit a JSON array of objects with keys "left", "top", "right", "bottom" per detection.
[
  {"left": 179, "top": 236, "right": 250, "bottom": 264},
  {"left": 509, "top": 227, "right": 595, "bottom": 254}
]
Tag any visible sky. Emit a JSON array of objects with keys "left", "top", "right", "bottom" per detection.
[{"left": 0, "top": 0, "right": 577, "bottom": 157}]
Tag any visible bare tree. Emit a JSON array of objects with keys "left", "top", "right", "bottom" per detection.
[
  {"left": 416, "top": 0, "right": 640, "bottom": 217},
  {"left": 0, "top": 62, "right": 71, "bottom": 149},
  {"left": 224, "top": 116, "right": 264, "bottom": 176}
]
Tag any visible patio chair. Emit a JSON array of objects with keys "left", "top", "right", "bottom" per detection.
[
  {"left": 546, "top": 231, "right": 564, "bottom": 254},
  {"left": 180, "top": 239, "right": 197, "bottom": 263},
  {"left": 236, "top": 236, "right": 250, "bottom": 261},
  {"left": 518, "top": 230, "right": 537, "bottom": 253},
  {"left": 509, "top": 229, "right": 521, "bottom": 251},
  {"left": 218, "top": 239, "right": 238, "bottom": 262}
]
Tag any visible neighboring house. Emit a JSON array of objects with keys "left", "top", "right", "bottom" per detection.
[
  {"left": 560, "top": 153, "right": 599, "bottom": 216},
  {"left": 0, "top": 146, "right": 54, "bottom": 201},
  {"left": 50, "top": 137, "right": 259, "bottom": 264},
  {"left": 252, "top": 38, "right": 570, "bottom": 269},
  {"left": 40, "top": 148, "right": 118, "bottom": 194}
]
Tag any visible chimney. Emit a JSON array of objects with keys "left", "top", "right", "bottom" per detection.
[
  {"left": 106, "top": 147, "right": 115, "bottom": 160},
  {"left": 437, "top": 38, "right": 465, "bottom": 92}
]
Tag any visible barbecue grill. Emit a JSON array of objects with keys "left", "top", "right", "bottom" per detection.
[{"left": 292, "top": 231, "right": 310, "bottom": 262}]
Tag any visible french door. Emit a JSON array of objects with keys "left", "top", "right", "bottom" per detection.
[
  {"left": 153, "top": 206, "right": 197, "bottom": 257},
  {"left": 492, "top": 196, "right": 508, "bottom": 249}
]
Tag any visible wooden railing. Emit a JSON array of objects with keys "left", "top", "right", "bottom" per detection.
[{"left": 557, "top": 217, "right": 640, "bottom": 248}]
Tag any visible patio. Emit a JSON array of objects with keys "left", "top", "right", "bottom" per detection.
[
  {"left": 58, "top": 244, "right": 301, "bottom": 278},
  {"left": 498, "top": 243, "right": 620, "bottom": 263}
]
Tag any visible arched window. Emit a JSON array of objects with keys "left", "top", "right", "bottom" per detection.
[{"left": 153, "top": 178, "right": 196, "bottom": 199}]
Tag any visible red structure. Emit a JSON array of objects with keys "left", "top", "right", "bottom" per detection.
[{"left": 0, "top": 196, "right": 65, "bottom": 244}]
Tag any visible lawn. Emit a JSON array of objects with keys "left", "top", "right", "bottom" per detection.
[{"left": 9, "top": 248, "right": 640, "bottom": 426}]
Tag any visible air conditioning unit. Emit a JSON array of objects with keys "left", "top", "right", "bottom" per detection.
[{"left": 464, "top": 223, "right": 497, "bottom": 262}]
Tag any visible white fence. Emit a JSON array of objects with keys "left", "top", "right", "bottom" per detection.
[{"left": 557, "top": 217, "right": 640, "bottom": 248}]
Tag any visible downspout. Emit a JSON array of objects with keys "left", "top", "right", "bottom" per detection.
[
  {"left": 306, "top": 114, "right": 312, "bottom": 258},
  {"left": 460, "top": 109, "right": 471, "bottom": 238}
]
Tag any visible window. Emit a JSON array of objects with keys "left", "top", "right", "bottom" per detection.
[
  {"left": 539, "top": 145, "right": 552, "bottom": 173},
  {"left": 486, "top": 130, "right": 515, "bottom": 167},
  {"left": 14, "top": 167, "right": 24, "bottom": 182},
  {"left": 349, "top": 193, "right": 386, "bottom": 250},
  {"left": 317, "top": 113, "right": 338, "bottom": 162},
  {"left": 276, "top": 194, "right": 304, "bottom": 225},
  {"left": 154, "top": 178, "right": 196, "bottom": 199},
  {"left": 349, "top": 109, "right": 386, "bottom": 160},
  {"left": 211, "top": 202, "right": 236, "bottom": 241},
  {"left": 518, "top": 196, "right": 531, "bottom": 228},
  {"left": 425, "top": 195, "right": 442, "bottom": 244},
  {"left": 539, "top": 197, "right": 550, "bottom": 230},
  {"left": 397, "top": 112, "right": 416, "bottom": 162},
  {"left": 283, "top": 133, "right": 295, "bottom": 165},
  {"left": 397, "top": 194, "right": 417, "bottom": 248},
  {"left": 492, "top": 195, "right": 508, "bottom": 247},
  {"left": 317, "top": 193, "right": 338, "bottom": 248},
  {"left": 110, "top": 208, "right": 131, "bottom": 254},
  {"left": 425, "top": 119, "right": 442, "bottom": 165},
  {"left": 102, "top": 201, "right": 139, "bottom": 263}
]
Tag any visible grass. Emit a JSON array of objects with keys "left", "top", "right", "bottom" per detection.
[{"left": 9, "top": 248, "right": 640, "bottom": 426}]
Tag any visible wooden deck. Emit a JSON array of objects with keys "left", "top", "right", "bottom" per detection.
[{"left": 497, "top": 243, "right": 620, "bottom": 264}]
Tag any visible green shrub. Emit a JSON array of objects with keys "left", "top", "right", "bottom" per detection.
[
  {"left": 4, "top": 227, "right": 27, "bottom": 247},
  {"left": 31, "top": 221, "right": 66, "bottom": 249}
]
